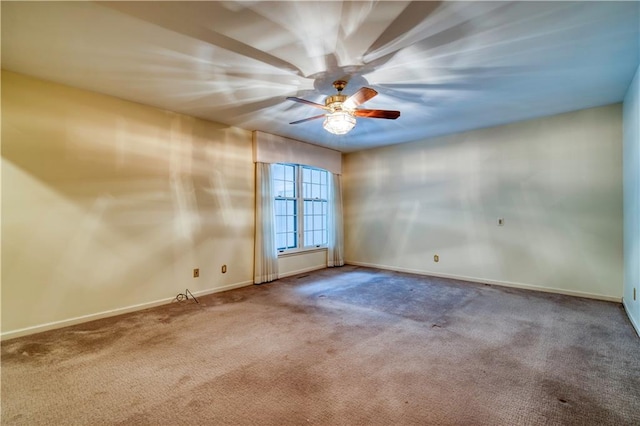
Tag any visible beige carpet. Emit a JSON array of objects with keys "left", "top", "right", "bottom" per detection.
[{"left": 2, "top": 266, "right": 639, "bottom": 425}]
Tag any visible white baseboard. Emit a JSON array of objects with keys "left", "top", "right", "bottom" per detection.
[
  {"left": 345, "top": 260, "right": 622, "bottom": 303},
  {"left": 0, "top": 280, "right": 253, "bottom": 341},
  {"left": 278, "top": 264, "right": 327, "bottom": 279},
  {"left": 623, "top": 298, "right": 640, "bottom": 337},
  {"left": 4, "top": 265, "right": 626, "bottom": 340}
]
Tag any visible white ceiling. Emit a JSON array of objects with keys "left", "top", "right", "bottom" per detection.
[{"left": 2, "top": 1, "right": 638, "bottom": 153}]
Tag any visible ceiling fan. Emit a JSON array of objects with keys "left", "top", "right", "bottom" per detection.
[{"left": 286, "top": 80, "right": 400, "bottom": 135}]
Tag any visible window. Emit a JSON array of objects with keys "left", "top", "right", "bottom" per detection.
[
  {"left": 273, "top": 164, "right": 298, "bottom": 250},
  {"left": 273, "top": 163, "right": 329, "bottom": 252}
]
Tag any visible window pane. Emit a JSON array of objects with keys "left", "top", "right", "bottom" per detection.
[
  {"left": 274, "top": 180, "right": 285, "bottom": 197},
  {"left": 314, "top": 230, "right": 323, "bottom": 245},
  {"left": 317, "top": 200, "right": 325, "bottom": 215},
  {"left": 287, "top": 216, "right": 296, "bottom": 232},
  {"left": 311, "top": 184, "right": 319, "bottom": 199},
  {"left": 305, "top": 231, "right": 313, "bottom": 246},
  {"left": 287, "top": 233, "right": 296, "bottom": 248},
  {"left": 276, "top": 215, "right": 286, "bottom": 231},
  {"left": 312, "top": 169, "right": 321, "bottom": 184},
  {"left": 287, "top": 200, "right": 296, "bottom": 215},
  {"left": 303, "top": 167, "right": 311, "bottom": 183},
  {"left": 284, "top": 165, "right": 294, "bottom": 181},
  {"left": 314, "top": 215, "right": 324, "bottom": 230},
  {"left": 272, "top": 164, "right": 283, "bottom": 180},
  {"left": 276, "top": 234, "right": 286, "bottom": 250},
  {"left": 274, "top": 200, "right": 284, "bottom": 215},
  {"left": 320, "top": 184, "right": 327, "bottom": 199}
]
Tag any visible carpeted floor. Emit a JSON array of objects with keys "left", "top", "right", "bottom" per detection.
[{"left": 2, "top": 266, "right": 639, "bottom": 425}]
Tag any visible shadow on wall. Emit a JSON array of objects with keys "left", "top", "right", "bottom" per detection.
[
  {"left": 1, "top": 71, "right": 255, "bottom": 333},
  {"left": 343, "top": 105, "right": 623, "bottom": 299}
]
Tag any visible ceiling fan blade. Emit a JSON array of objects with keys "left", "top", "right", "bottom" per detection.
[
  {"left": 343, "top": 87, "right": 378, "bottom": 109},
  {"left": 286, "top": 97, "right": 330, "bottom": 110},
  {"left": 290, "top": 114, "right": 326, "bottom": 125},
  {"left": 354, "top": 109, "right": 401, "bottom": 119}
]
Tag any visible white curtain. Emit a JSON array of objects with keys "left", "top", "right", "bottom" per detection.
[
  {"left": 254, "top": 162, "right": 279, "bottom": 284},
  {"left": 327, "top": 173, "right": 344, "bottom": 267}
]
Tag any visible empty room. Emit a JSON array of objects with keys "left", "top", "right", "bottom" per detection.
[{"left": 1, "top": 1, "right": 639, "bottom": 425}]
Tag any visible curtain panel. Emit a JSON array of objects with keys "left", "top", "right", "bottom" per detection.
[
  {"left": 254, "top": 162, "right": 279, "bottom": 284},
  {"left": 327, "top": 173, "right": 344, "bottom": 267}
]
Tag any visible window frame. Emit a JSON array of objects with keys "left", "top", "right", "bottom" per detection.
[{"left": 273, "top": 163, "right": 329, "bottom": 255}]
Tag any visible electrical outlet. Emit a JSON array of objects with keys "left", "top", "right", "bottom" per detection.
[
  {"left": 193, "top": 268, "right": 199, "bottom": 278},
  {"left": 498, "top": 218, "right": 504, "bottom": 226},
  {"left": 221, "top": 265, "right": 227, "bottom": 274},
  {"left": 434, "top": 254, "right": 439, "bottom": 263}
]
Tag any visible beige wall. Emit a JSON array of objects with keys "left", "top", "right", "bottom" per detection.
[
  {"left": 278, "top": 250, "right": 327, "bottom": 278},
  {"left": 623, "top": 64, "right": 640, "bottom": 333},
  {"left": 1, "top": 71, "right": 255, "bottom": 337},
  {"left": 343, "top": 104, "right": 623, "bottom": 300}
]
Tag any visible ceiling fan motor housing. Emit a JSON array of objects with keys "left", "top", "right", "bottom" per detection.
[{"left": 325, "top": 94, "right": 348, "bottom": 110}]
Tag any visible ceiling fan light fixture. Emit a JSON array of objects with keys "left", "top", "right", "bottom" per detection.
[
  {"left": 323, "top": 110, "right": 356, "bottom": 135},
  {"left": 287, "top": 80, "right": 398, "bottom": 134}
]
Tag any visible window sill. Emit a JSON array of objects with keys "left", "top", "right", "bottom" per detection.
[{"left": 277, "top": 246, "right": 327, "bottom": 258}]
